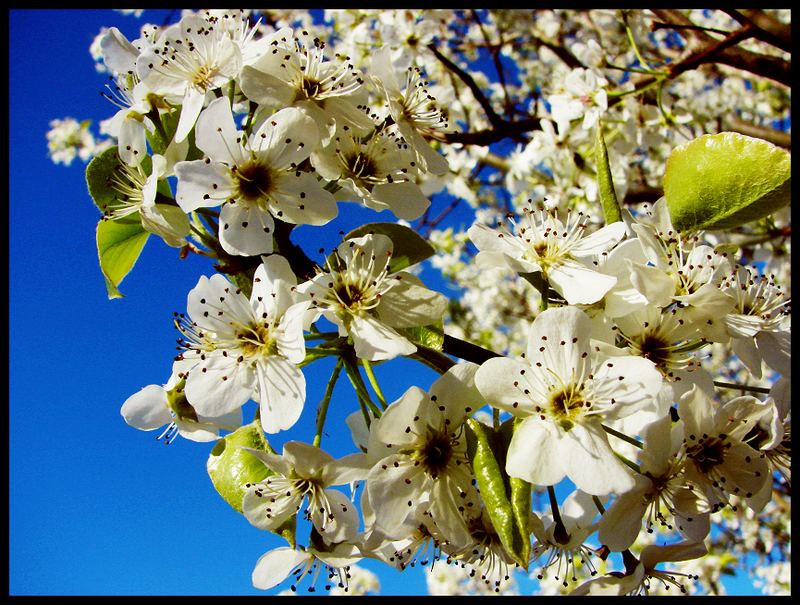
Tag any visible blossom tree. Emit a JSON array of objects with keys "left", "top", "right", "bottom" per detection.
[{"left": 53, "top": 8, "right": 790, "bottom": 596}]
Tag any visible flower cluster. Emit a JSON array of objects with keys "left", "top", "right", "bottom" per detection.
[{"left": 62, "top": 8, "right": 790, "bottom": 596}]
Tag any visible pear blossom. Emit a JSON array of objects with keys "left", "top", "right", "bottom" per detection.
[
  {"left": 241, "top": 441, "right": 370, "bottom": 544},
  {"left": 172, "top": 255, "right": 310, "bottom": 434},
  {"left": 720, "top": 264, "right": 791, "bottom": 379},
  {"left": 136, "top": 13, "right": 243, "bottom": 142},
  {"left": 627, "top": 199, "right": 736, "bottom": 340},
  {"left": 103, "top": 152, "right": 191, "bottom": 248},
  {"left": 121, "top": 382, "right": 241, "bottom": 444},
  {"left": 251, "top": 542, "right": 362, "bottom": 592},
  {"left": 530, "top": 490, "right": 602, "bottom": 587},
  {"left": 570, "top": 541, "right": 706, "bottom": 595},
  {"left": 311, "top": 126, "right": 432, "bottom": 220},
  {"left": 369, "top": 46, "right": 450, "bottom": 175},
  {"left": 174, "top": 97, "right": 337, "bottom": 256},
  {"left": 678, "top": 385, "right": 772, "bottom": 513},
  {"left": 239, "top": 28, "right": 375, "bottom": 145},
  {"left": 547, "top": 67, "right": 608, "bottom": 134},
  {"left": 363, "top": 363, "right": 484, "bottom": 545},
  {"left": 475, "top": 306, "right": 663, "bottom": 495},
  {"left": 468, "top": 204, "right": 626, "bottom": 305},
  {"left": 597, "top": 414, "right": 710, "bottom": 552},
  {"left": 299, "top": 233, "right": 448, "bottom": 361}
]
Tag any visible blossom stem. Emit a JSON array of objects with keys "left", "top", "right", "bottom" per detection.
[
  {"left": 361, "top": 359, "right": 387, "bottom": 409},
  {"left": 602, "top": 424, "right": 644, "bottom": 449},
  {"left": 409, "top": 344, "right": 456, "bottom": 374},
  {"left": 313, "top": 359, "right": 343, "bottom": 448},
  {"left": 713, "top": 380, "right": 772, "bottom": 395},
  {"left": 614, "top": 452, "right": 642, "bottom": 474},
  {"left": 592, "top": 495, "right": 606, "bottom": 514},
  {"left": 303, "top": 331, "right": 339, "bottom": 341},
  {"left": 343, "top": 355, "right": 383, "bottom": 418},
  {"left": 547, "top": 485, "right": 570, "bottom": 545}
]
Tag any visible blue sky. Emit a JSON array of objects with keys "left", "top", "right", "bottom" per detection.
[{"left": 9, "top": 9, "right": 765, "bottom": 596}]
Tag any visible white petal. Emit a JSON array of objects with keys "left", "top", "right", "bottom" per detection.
[
  {"left": 185, "top": 355, "right": 255, "bottom": 417},
  {"left": 175, "top": 87, "right": 207, "bottom": 144},
  {"left": 562, "top": 423, "right": 636, "bottom": 495},
  {"left": 349, "top": 314, "right": 416, "bottom": 361},
  {"left": 548, "top": 260, "right": 617, "bottom": 305},
  {"left": 269, "top": 172, "right": 338, "bottom": 226},
  {"left": 195, "top": 96, "right": 244, "bottom": 165},
  {"left": 219, "top": 200, "right": 275, "bottom": 256},
  {"left": 570, "top": 221, "right": 626, "bottom": 257},
  {"left": 312, "top": 488, "right": 360, "bottom": 543},
  {"left": 375, "top": 273, "right": 447, "bottom": 328},
  {"left": 369, "top": 182, "right": 431, "bottom": 221},
  {"left": 251, "top": 547, "right": 310, "bottom": 590},
  {"left": 526, "top": 305, "right": 591, "bottom": 380},
  {"left": 366, "top": 455, "right": 429, "bottom": 538},
  {"left": 120, "top": 384, "right": 171, "bottom": 430},
  {"left": 474, "top": 357, "right": 545, "bottom": 416},
  {"left": 174, "top": 160, "right": 234, "bottom": 212},
  {"left": 506, "top": 418, "right": 567, "bottom": 486},
  {"left": 253, "top": 107, "right": 318, "bottom": 169},
  {"left": 257, "top": 356, "right": 306, "bottom": 434}
]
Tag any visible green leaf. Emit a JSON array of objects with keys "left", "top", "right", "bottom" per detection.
[
  {"left": 466, "top": 418, "right": 531, "bottom": 569},
  {"left": 595, "top": 125, "right": 622, "bottom": 224},
  {"left": 206, "top": 420, "right": 275, "bottom": 514},
  {"left": 96, "top": 215, "right": 149, "bottom": 299},
  {"left": 86, "top": 146, "right": 124, "bottom": 215},
  {"left": 664, "top": 132, "right": 791, "bottom": 232},
  {"left": 398, "top": 319, "right": 445, "bottom": 351},
  {"left": 343, "top": 222, "right": 435, "bottom": 272}
]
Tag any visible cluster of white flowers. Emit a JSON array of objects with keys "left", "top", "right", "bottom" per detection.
[
  {"left": 58, "top": 8, "right": 790, "bottom": 596},
  {"left": 46, "top": 117, "right": 112, "bottom": 165}
]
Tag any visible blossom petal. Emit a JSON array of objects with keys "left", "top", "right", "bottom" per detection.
[
  {"left": 219, "top": 200, "right": 275, "bottom": 257},
  {"left": 375, "top": 273, "right": 447, "bottom": 328},
  {"left": 174, "top": 159, "right": 234, "bottom": 212},
  {"left": 349, "top": 314, "right": 416, "bottom": 361},
  {"left": 548, "top": 260, "right": 617, "bottom": 305},
  {"left": 185, "top": 355, "right": 255, "bottom": 417},
  {"left": 121, "top": 384, "right": 172, "bottom": 430},
  {"left": 269, "top": 172, "right": 338, "bottom": 226},
  {"left": 251, "top": 547, "right": 310, "bottom": 590},
  {"left": 256, "top": 356, "right": 306, "bottom": 434}
]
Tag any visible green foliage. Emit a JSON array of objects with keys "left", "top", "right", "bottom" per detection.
[
  {"left": 86, "top": 146, "right": 125, "bottom": 215},
  {"left": 95, "top": 215, "right": 149, "bottom": 299},
  {"left": 664, "top": 132, "right": 791, "bottom": 232}
]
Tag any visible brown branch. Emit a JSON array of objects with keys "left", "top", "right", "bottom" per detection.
[
  {"left": 649, "top": 9, "right": 791, "bottom": 87},
  {"left": 429, "top": 116, "right": 542, "bottom": 146},
  {"left": 726, "top": 9, "right": 792, "bottom": 53},
  {"left": 723, "top": 116, "right": 791, "bottom": 150},
  {"left": 427, "top": 41, "right": 506, "bottom": 130}
]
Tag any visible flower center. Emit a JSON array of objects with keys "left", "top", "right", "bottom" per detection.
[
  {"left": 418, "top": 431, "right": 453, "bottom": 477},
  {"left": 686, "top": 436, "right": 727, "bottom": 474},
  {"left": 636, "top": 334, "right": 673, "bottom": 367},
  {"left": 549, "top": 387, "right": 588, "bottom": 431},
  {"left": 237, "top": 323, "right": 279, "bottom": 359},
  {"left": 193, "top": 63, "right": 220, "bottom": 91},
  {"left": 234, "top": 160, "right": 273, "bottom": 204}
]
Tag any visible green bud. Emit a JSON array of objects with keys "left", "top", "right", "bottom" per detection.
[
  {"left": 466, "top": 417, "right": 531, "bottom": 569},
  {"left": 207, "top": 420, "right": 275, "bottom": 514}
]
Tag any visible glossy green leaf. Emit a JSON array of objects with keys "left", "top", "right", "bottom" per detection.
[
  {"left": 595, "top": 125, "right": 622, "bottom": 225},
  {"left": 343, "top": 222, "right": 435, "bottom": 272},
  {"left": 86, "top": 146, "right": 124, "bottom": 215},
  {"left": 206, "top": 420, "right": 275, "bottom": 514},
  {"left": 96, "top": 215, "right": 150, "bottom": 299},
  {"left": 466, "top": 417, "right": 531, "bottom": 569},
  {"left": 664, "top": 132, "right": 791, "bottom": 232}
]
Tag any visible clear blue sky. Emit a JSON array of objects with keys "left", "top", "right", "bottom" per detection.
[{"left": 9, "top": 9, "right": 764, "bottom": 596}]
